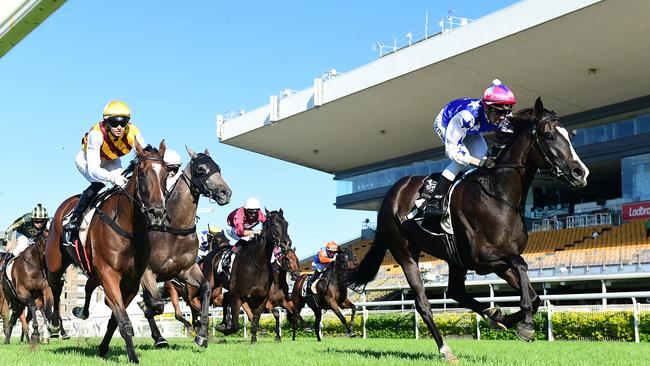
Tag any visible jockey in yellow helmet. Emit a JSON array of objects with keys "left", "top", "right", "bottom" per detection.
[{"left": 64, "top": 100, "right": 146, "bottom": 243}]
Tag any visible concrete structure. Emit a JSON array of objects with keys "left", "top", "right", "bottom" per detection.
[
  {"left": 219, "top": 0, "right": 650, "bottom": 213},
  {"left": 0, "top": 0, "right": 66, "bottom": 58}
]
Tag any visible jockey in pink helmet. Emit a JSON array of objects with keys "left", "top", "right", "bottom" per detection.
[{"left": 412, "top": 79, "right": 517, "bottom": 218}]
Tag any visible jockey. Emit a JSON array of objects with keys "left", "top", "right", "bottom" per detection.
[
  {"left": 196, "top": 224, "right": 221, "bottom": 264},
  {"left": 225, "top": 197, "right": 267, "bottom": 242},
  {"left": 308, "top": 241, "right": 339, "bottom": 293},
  {"left": 416, "top": 79, "right": 517, "bottom": 218},
  {"left": 2, "top": 203, "right": 49, "bottom": 273},
  {"left": 64, "top": 100, "right": 146, "bottom": 243},
  {"left": 220, "top": 197, "right": 267, "bottom": 275},
  {"left": 163, "top": 148, "right": 182, "bottom": 192},
  {"left": 312, "top": 241, "right": 339, "bottom": 272}
]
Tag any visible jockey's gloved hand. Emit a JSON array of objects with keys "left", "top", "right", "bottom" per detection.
[
  {"left": 479, "top": 156, "right": 496, "bottom": 169},
  {"left": 109, "top": 170, "right": 128, "bottom": 187}
]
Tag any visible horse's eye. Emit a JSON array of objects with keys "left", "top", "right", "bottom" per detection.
[
  {"left": 543, "top": 131, "right": 555, "bottom": 141},
  {"left": 196, "top": 166, "right": 208, "bottom": 175}
]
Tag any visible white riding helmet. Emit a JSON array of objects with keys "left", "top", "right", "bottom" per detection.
[
  {"left": 244, "top": 197, "right": 261, "bottom": 210},
  {"left": 164, "top": 149, "right": 182, "bottom": 167}
]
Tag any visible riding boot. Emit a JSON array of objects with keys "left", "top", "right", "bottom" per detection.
[
  {"left": 64, "top": 182, "right": 105, "bottom": 243},
  {"left": 421, "top": 176, "right": 454, "bottom": 218}
]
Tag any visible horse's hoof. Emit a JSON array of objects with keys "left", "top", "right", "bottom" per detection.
[
  {"left": 440, "top": 344, "right": 459, "bottom": 363},
  {"left": 215, "top": 324, "right": 227, "bottom": 333},
  {"left": 49, "top": 333, "right": 59, "bottom": 339},
  {"left": 194, "top": 335, "right": 208, "bottom": 348},
  {"left": 61, "top": 334, "right": 70, "bottom": 340},
  {"left": 30, "top": 334, "right": 40, "bottom": 345},
  {"left": 483, "top": 307, "right": 507, "bottom": 330},
  {"left": 274, "top": 336, "right": 281, "bottom": 343},
  {"left": 41, "top": 337, "right": 50, "bottom": 344},
  {"left": 72, "top": 307, "right": 89, "bottom": 320},
  {"left": 516, "top": 323, "right": 535, "bottom": 342},
  {"left": 348, "top": 332, "right": 357, "bottom": 338},
  {"left": 490, "top": 319, "right": 507, "bottom": 331},
  {"left": 154, "top": 339, "right": 169, "bottom": 348}
]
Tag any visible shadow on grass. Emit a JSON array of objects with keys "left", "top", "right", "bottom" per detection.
[
  {"left": 42, "top": 340, "right": 200, "bottom": 363},
  {"left": 324, "top": 347, "right": 439, "bottom": 361}
]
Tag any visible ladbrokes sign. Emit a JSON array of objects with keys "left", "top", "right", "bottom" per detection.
[{"left": 622, "top": 201, "right": 650, "bottom": 221}]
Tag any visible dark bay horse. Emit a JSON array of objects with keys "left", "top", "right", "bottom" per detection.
[
  {"left": 1, "top": 236, "right": 66, "bottom": 344},
  {"left": 347, "top": 98, "right": 589, "bottom": 362},
  {"left": 46, "top": 141, "right": 168, "bottom": 363},
  {"left": 240, "top": 245, "right": 300, "bottom": 342},
  {"left": 291, "top": 246, "right": 357, "bottom": 341},
  {"left": 216, "top": 209, "right": 292, "bottom": 343},
  {"left": 71, "top": 147, "right": 232, "bottom": 348}
]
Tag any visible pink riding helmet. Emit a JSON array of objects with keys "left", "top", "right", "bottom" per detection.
[{"left": 483, "top": 79, "right": 516, "bottom": 105}]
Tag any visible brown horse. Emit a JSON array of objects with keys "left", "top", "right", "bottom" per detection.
[
  {"left": 347, "top": 98, "right": 589, "bottom": 362},
  {"left": 46, "top": 141, "right": 168, "bottom": 363},
  {"left": 216, "top": 209, "right": 292, "bottom": 343},
  {"left": 2, "top": 235, "right": 68, "bottom": 344},
  {"left": 71, "top": 147, "right": 232, "bottom": 348},
  {"left": 291, "top": 245, "right": 357, "bottom": 341},
  {"left": 0, "top": 256, "right": 36, "bottom": 343},
  {"left": 240, "top": 246, "right": 300, "bottom": 342}
]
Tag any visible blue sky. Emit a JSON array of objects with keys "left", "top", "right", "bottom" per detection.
[{"left": 0, "top": 0, "right": 518, "bottom": 257}]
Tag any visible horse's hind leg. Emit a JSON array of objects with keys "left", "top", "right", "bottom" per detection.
[
  {"left": 447, "top": 266, "right": 500, "bottom": 326},
  {"left": 271, "top": 307, "right": 281, "bottom": 342},
  {"left": 390, "top": 239, "right": 457, "bottom": 362},
  {"left": 167, "top": 283, "right": 194, "bottom": 333},
  {"left": 73, "top": 277, "right": 98, "bottom": 320}
]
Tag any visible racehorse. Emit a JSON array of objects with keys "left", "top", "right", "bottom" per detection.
[
  {"left": 240, "top": 245, "right": 300, "bottom": 342},
  {"left": 291, "top": 245, "right": 357, "bottom": 341},
  {"left": 71, "top": 147, "right": 232, "bottom": 348},
  {"left": 216, "top": 209, "right": 292, "bottom": 343},
  {"left": 2, "top": 234, "right": 64, "bottom": 344},
  {"left": 46, "top": 141, "right": 168, "bottom": 363},
  {"left": 347, "top": 98, "right": 589, "bottom": 362}
]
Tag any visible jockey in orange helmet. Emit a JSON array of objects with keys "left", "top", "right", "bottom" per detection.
[{"left": 312, "top": 241, "right": 339, "bottom": 272}]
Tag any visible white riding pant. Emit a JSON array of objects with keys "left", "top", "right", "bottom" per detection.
[
  {"left": 439, "top": 133, "right": 487, "bottom": 181},
  {"left": 11, "top": 232, "right": 33, "bottom": 256},
  {"left": 75, "top": 149, "right": 122, "bottom": 183}
]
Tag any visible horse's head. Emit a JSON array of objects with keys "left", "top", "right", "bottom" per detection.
[
  {"left": 513, "top": 98, "right": 589, "bottom": 188},
  {"left": 133, "top": 140, "right": 168, "bottom": 225},
  {"left": 209, "top": 229, "right": 230, "bottom": 252},
  {"left": 184, "top": 146, "right": 232, "bottom": 205},
  {"left": 275, "top": 242, "right": 300, "bottom": 278},
  {"left": 335, "top": 246, "right": 357, "bottom": 271},
  {"left": 262, "top": 208, "right": 292, "bottom": 249}
]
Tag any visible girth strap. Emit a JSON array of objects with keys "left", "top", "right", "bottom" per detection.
[
  {"left": 148, "top": 224, "right": 196, "bottom": 236},
  {"left": 96, "top": 208, "right": 134, "bottom": 239}
]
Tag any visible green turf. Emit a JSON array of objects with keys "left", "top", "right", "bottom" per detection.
[{"left": 0, "top": 337, "right": 647, "bottom": 365}]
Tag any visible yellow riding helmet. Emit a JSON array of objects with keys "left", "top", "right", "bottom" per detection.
[{"left": 103, "top": 100, "right": 132, "bottom": 118}]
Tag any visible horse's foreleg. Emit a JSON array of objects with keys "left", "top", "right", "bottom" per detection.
[
  {"left": 140, "top": 268, "right": 163, "bottom": 316},
  {"left": 177, "top": 264, "right": 209, "bottom": 347},
  {"left": 272, "top": 307, "right": 281, "bottom": 342},
  {"left": 327, "top": 298, "right": 353, "bottom": 338},
  {"left": 247, "top": 297, "right": 267, "bottom": 344},
  {"left": 46, "top": 269, "right": 66, "bottom": 334},
  {"left": 100, "top": 273, "right": 139, "bottom": 363},
  {"left": 166, "top": 282, "right": 194, "bottom": 332},
  {"left": 496, "top": 268, "right": 540, "bottom": 336},
  {"left": 341, "top": 298, "right": 357, "bottom": 337},
  {"left": 27, "top": 299, "right": 41, "bottom": 344}
]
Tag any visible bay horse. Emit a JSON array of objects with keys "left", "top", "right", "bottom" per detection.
[
  {"left": 2, "top": 234, "right": 68, "bottom": 344},
  {"left": 216, "top": 209, "right": 292, "bottom": 343},
  {"left": 347, "top": 98, "right": 589, "bottom": 362},
  {"left": 71, "top": 147, "right": 232, "bottom": 348},
  {"left": 291, "top": 245, "right": 357, "bottom": 341},
  {"left": 45, "top": 141, "right": 168, "bottom": 363}
]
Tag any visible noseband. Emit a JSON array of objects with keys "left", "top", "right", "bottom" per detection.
[{"left": 531, "top": 117, "right": 572, "bottom": 183}]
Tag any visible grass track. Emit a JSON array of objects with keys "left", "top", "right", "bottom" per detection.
[{"left": 0, "top": 337, "right": 647, "bottom": 365}]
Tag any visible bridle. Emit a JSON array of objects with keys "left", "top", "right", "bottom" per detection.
[
  {"left": 119, "top": 155, "right": 167, "bottom": 217},
  {"left": 177, "top": 153, "right": 223, "bottom": 202}
]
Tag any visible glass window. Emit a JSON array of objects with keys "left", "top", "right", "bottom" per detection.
[{"left": 621, "top": 152, "right": 650, "bottom": 202}]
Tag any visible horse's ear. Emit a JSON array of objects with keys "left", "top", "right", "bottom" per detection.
[
  {"left": 534, "top": 97, "right": 544, "bottom": 121},
  {"left": 204, "top": 148, "right": 210, "bottom": 156},
  {"left": 186, "top": 145, "right": 197, "bottom": 159},
  {"left": 159, "top": 139, "right": 166, "bottom": 157},
  {"left": 279, "top": 208, "right": 283, "bottom": 216},
  {"left": 265, "top": 208, "right": 270, "bottom": 216},
  {"left": 135, "top": 140, "right": 145, "bottom": 157}
]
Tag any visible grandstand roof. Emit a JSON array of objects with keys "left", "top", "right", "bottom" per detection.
[
  {"left": 0, "top": 0, "right": 65, "bottom": 58},
  {"left": 219, "top": 0, "right": 650, "bottom": 174}
]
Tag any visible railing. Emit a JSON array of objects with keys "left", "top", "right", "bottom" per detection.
[{"left": 531, "top": 212, "right": 619, "bottom": 232}]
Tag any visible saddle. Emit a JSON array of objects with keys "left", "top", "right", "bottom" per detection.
[
  {"left": 61, "top": 187, "right": 120, "bottom": 276},
  {"left": 406, "top": 175, "right": 466, "bottom": 267}
]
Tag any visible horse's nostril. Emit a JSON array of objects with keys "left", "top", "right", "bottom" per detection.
[{"left": 572, "top": 167, "right": 584, "bottom": 178}]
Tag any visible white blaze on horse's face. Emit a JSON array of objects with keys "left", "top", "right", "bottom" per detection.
[
  {"left": 556, "top": 126, "right": 589, "bottom": 185},
  {"left": 151, "top": 162, "right": 167, "bottom": 198}
]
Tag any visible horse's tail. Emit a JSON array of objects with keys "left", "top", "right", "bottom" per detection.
[{"left": 347, "top": 237, "right": 387, "bottom": 289}]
